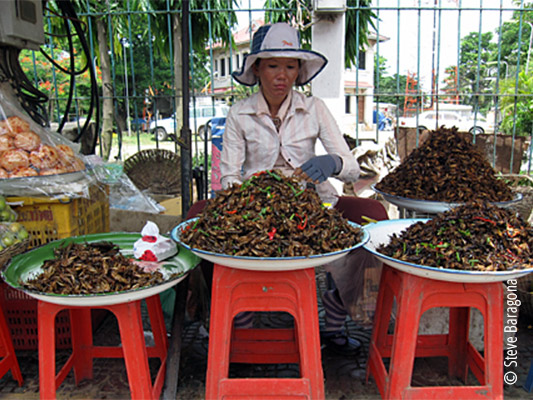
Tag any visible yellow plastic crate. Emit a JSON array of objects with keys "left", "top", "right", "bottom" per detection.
[{"left": 7, "top": 182, "right": 110, "bottom": 248}]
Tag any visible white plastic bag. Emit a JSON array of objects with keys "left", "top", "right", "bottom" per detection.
[{"left": 133, "top": 221, "right": 178, "bottom": 261}]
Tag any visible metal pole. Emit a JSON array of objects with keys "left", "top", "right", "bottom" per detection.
[
  {"left": 121, "top": 38, "right": 132, "bottom": 137},
  {"left": 526, "top": 21, "right": 533, "bottom": 74},
  {"left": 181, "top": 0, "right": 192, "bottom": 217}
]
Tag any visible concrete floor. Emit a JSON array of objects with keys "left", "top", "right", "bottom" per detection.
[{"left": 1, "top": 271, "right": 533, "bottom": 399}]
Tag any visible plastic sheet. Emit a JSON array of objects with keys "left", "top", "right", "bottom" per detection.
[
  {"left": 0, "top": 89, "right": 94, "bottom": 198},
  {"left": 90, "top": 161, "right": 164, "bottom": 214}
]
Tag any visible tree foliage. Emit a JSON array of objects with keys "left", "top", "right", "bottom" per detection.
[
  {"left": 499, "top": 71, "right": 533, "bottom": 136},
  {"left": 373, "top": 55, "right": 408, "bottom": 114},
  {"left": 458, "top": 32, "right": 496, "bottom": 112}
]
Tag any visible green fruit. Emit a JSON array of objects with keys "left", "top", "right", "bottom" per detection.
[
  {"left": 17, "top": 229, "right": 29, "bottom": 240},
  {"left": 0, "top": 210, "right": 10, "bottom": 221},
  {"left": 0, "top": 197, "right": 5, "bottom": 211},
  {"left": 2, "top": 234, "right": 14, "bottom": 247},
  {"left": 0, "top": 244, "right": 4, "bottom": 252},
  {"left": 9, "top": 222, "right": 22, "bottom": 233}
]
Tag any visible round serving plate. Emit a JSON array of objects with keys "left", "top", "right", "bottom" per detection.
[
  {"left": 171, "top": 218, "right": 369, "bottom": 271},
  {"left": 363, "top": 218, "right": 533, "bottom": 283},
  {"left": 2, "top": 232, "right": 200, "bottom": 306},
  {"left": 372, "top": 185, "right": 523, "bottom": 214}
]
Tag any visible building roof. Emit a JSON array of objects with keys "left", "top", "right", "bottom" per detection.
[{"left": 210, "top": 19, "right": 264, "bottom": 50}]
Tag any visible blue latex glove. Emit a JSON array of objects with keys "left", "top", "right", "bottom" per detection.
[{"left": 299, "top": 155, "right": 342, "bottom": 183}]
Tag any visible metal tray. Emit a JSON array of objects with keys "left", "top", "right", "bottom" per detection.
[
  {"left": 372, "top": 185, "right": 523, "bottom": 214},
  {"left": 171, "top": 218, "right": 369, "bottom": 271},
  {"left": 2, "top": 232, "right": 200, "bottom": 306},
  {"left": 363, "top": 218, "right": 533, "bottom": 283}
]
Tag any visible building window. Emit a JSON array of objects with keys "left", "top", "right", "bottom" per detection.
[
  {"left": 235, "top": 54, "right": 240, "bottom": 69},
  {"left": 214, "top": 59, "right": 218, "bottom": 74},
  {"left": 220, "top": 58, "right": 226, "bottom": 76},
  {"left": 345, "top": 95, "right": 351, "bottom": 114},
  {"left": 358, "top": 51, "right": 366, "bottom": 70}
]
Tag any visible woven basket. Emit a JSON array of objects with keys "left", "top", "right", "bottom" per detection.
[
  {"left": 501, "top": 174, "right": 533, "bottom": 221},
  {"left": 123, "top": 149, "right": 181, "bottom": 195},
  {"left": 0, "top": 239, "right": 29, "bottom": 270}
]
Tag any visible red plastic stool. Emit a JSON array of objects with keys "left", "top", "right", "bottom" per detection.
[
  {"left": 205, "top": 264, "right": 325, "bottom": 399},
  {"left": 38, "top": 294, "right": 168, "bottom": 400},
  {"left": 366, "top": 265, "right": 504, "bottom": 399},
  {"left": 0, "top": 302, "right": 23, "bottom": 386}
]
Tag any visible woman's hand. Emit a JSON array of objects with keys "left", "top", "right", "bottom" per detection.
[{"left": 294, "top": 154, "right": 342, "bottom": 184}]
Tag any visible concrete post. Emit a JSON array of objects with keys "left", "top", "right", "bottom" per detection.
[
  {"left": 311, "top": 10, "right": 346, "bottom": 122},
  {"left": 311, "top": 4, "right": 347, "bottom": 193}
]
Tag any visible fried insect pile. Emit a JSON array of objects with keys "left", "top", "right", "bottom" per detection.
[
  {"left": 180, "top": 170, "right": 363, "bottom": 257},
  {"left": 21, "top": 241, "right": 164, "bottom": 294},
  {"left": 378, "top": 201, "right": 533, "bottom": 271},
  {"left": 375, "top": 127, "right": 514, "bottom": 202}
]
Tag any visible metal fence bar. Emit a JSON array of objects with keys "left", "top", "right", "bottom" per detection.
[{"left": 22, "top": 1, "right": 532, "bottom": 197}]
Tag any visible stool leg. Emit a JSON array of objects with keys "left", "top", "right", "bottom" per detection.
[
  {"left": 386, "top": 274, "right": 422, "bottom": 400},
  {"left": 145, "top": 296, "right": 168, "bottom": 360},
  {"left": 113, "top": 301, "right": 154, "bottom": 400},
  {"left": 375, "top": 266, "right": 396, "bottom": 349},
  {"left": 205, "top": 265, "right": 233, "bottom": 399},
  {"left": 69, "top": 308, "right": 94, "bottom": 383},
  {"left": 447, "top": 307, "right": 469, "bottom": 381},
  {"left": 0, "top": 304, "right": 22, "bottom": 386},
  {"left": 484, "top": 283, "right": 504, "bottom": 399},
  {"left": 366, "top": 265, "right": 395, "bottom": 386},
  {"left": 38, "top": 301, "right": 61, "bottom": 400},
  {"left": 294, "top": 268, "right": 324, "bottom": 399}
]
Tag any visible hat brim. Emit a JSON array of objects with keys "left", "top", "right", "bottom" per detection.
[{"left": 232, "top": 49, "right": 328, "bottom": 87}]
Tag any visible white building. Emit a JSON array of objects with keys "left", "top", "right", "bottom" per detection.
[{"left": 206, "top": 20, "right": 388, "bottom": 135}]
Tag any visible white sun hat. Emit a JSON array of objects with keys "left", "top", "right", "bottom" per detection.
[{"left": 232, "top": 22, "right": 328, "bottom": 87}]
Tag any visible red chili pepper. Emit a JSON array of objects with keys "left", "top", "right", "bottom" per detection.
[
  {"left": 295, "top": 213, "right": 308, "bottom": 230},
  {"left": 253, "top": 171, "right": 266, "bottom": 176},
  {"left": 506, "top": 249, "right": 519, "bottom": 259},
  {"left": 226, "top": 209, "right": 238, "bottom": 214},
  {"left": 473, "top": 216, "right": 497, "bottom": 225},
  {"left": 267, "top": 227, "right": 277, "bottom": 240}
]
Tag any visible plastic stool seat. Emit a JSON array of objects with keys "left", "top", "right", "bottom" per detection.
[
  {"left": 205, "top": 264, "right": 325, "bottom": 399},
  {"left": 0, "top": 303, "right": 23, "bottom": 386},
  {"left": 366, "top": 265, "right": 504, "bottom": 399},
  {"left": 38, "top": 294, "right": 168, "bottom": 400}
]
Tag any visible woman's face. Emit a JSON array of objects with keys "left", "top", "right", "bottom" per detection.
[{"left": 253, "top": 57, "right": 299, "bottom": 104}]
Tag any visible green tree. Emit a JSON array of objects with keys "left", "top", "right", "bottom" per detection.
[
  {"left": 458, "top": 32, "right": 496, "bottom": 113},
  {"left": 498, "top": 2, "right": 533, "bottom": 74},
  {"left": 19, "top": 46, "right": 98, "bottom": 121},
  {"left": 373, "top": 55, "right": 408, "bottom": 114},
  {"left": 499, "top": 71, "right": 533, "bottom": 136}
]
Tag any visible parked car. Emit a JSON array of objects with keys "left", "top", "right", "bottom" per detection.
[
  {"left": 149, "top": 103, "right": 230, "bottom": 141},
  {"left": 398, "top": 111, "right": 494, "bottom": 134}
]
